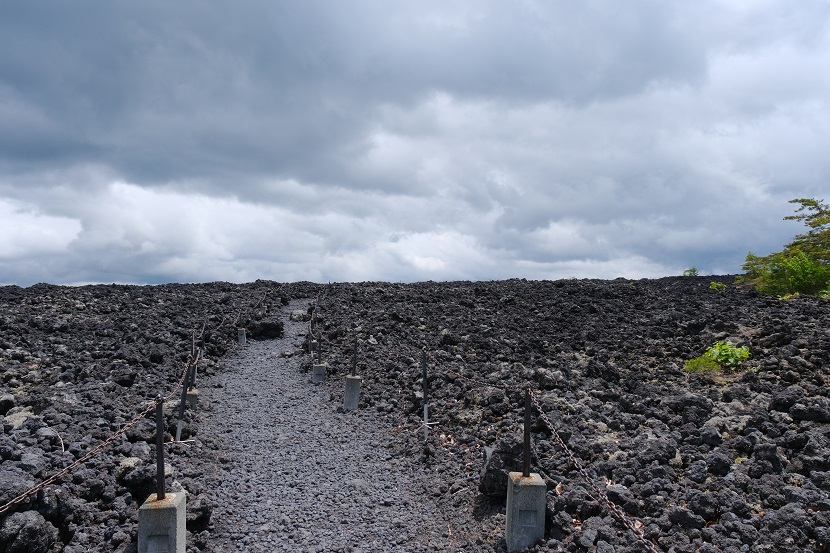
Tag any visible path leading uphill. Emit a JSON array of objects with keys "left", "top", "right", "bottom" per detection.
[{"left": 198, "top": 301, "right": 458, "bottom": 552}]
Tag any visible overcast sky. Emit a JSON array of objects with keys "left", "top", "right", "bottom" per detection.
[{"left": 1, "top": 1, "right": 829, "bottom": 286}]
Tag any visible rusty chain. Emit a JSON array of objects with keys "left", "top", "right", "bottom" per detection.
[
  {"left": 381, "top": 344, "right": 663, "bottom": 552},
  {"left": 0, "top": 294, "right": 239, "bottom": 514},
  {"left": 0, "top": 397, "right": 159, "bottom": 515},
  {"left": 0, "top": 286, "right": 277, "bottom": 517},
  {"left": 305, "top": 290, "right": 664, "bottom": 551},
  {"left": 0, "top": 337, "right": 203, "bottom": 516},
  {"left": 527, "top": 388, "right": 662, "bottom": 553}
]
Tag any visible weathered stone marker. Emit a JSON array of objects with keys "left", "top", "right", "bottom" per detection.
[
  {"left": 312, "top": 362, "right": 327, "bottom": 384},
  {"left": 139, "top": 396, "right": 186, "bottom": 553},
  {"left": 138, "top": 492, "right": 186, "bottom": 553},
  {"left": 505, "top": 472, "right": 546, "bottom": 552},
  {"left": 185, "top": 388, "right": 199, "bottom": 409},
  {"left": 342, "top": 336, "right": 361, "bottom": 410},
  {"left": 342, "top": 375, "right": 361, "bottom": 410},
  {"left": 506, "top": 389, "right": 545, "bottom": 551}
]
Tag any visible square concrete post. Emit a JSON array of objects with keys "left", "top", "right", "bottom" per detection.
[
  {"left": 342, "top": 375, "right": 361, "bottom": 410},
  {"left": 237, "top": 328, "right": 246, "bottom": 346},
  {"left": 312, "top": 363, "right": 327, "bottom": 384},
  {"left": 186, "top": 389, "right": 199, "bottom": 409},
  {"left": 138, "top": 491, "right": 186, "bottom": 553},
  {"left": 506, "top": 472, "right": 546, "bottom": 552}
]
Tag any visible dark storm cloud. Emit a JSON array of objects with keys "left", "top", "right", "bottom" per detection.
[
  {"left": 0, "top": 1, "right": 711, "bottom": 187},
  {"left": 1, "top": 1, "right": 829, "bottom": 284}
]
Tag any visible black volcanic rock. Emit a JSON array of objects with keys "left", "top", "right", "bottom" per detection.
[
  {"left": 769, "top": 384, "right": 805, "bottom": 412},
  {"left": 0, "top": 277, "right": 829, "bottom": 552},
  {"left": 478, "top": 434, "right": 524, "bottom": 497},
  {"left": 0, "top": 510, "right": 58, "bottom": 553},
  {"left": 0, "top": 280, "right": 317, "bottom": 552},
  {"left": 312, "top": 278, "right": 830, "bottom": 551},
  {"left": 245, "top": 319, "right": 283, "bottom": 339}
]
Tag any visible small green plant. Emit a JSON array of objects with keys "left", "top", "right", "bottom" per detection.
[
  {"left": 707, "top": 340, "right": 750, "bottom": 368},
  {"left": 684, "top": 340, "right": 750, "bottom": 373},
  {"left": 683, "top": 267, "right": 700, "bottom": 277},
  {"left": 709, "top": 281, "right": 726, "bottom": 291},
  {"left": 683, "top": 356, "right": 720, "bottom": 373}
]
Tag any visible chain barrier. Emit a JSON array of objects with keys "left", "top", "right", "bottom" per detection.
[
  {"left": 0, "top": 286, "right": 267, "bottom": 517},
  {"left": 371, "top": 342, "right": 663, "bottom": 552},
  {"left": 0, "top": 355, "right": 194, "bottom": 516},
  {"left": 527, "top": 389, "right": 662, "bottom": 553},
  {"left": 305, "top": 287, "right": 663, "bottom": 551}
]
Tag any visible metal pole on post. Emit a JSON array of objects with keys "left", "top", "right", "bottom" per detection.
[
  {"left": 351, "top": 336, "right": 357, "bottom": 377},
  {"left": 317, "top": 331, "right": 322, "bottom": 364},
  {"left": 421, "top": 350, "right": 429, "bottom": 442},
  {"left": 155, "top": 394, "right": 165, "bottom": 501},
  {"left": 188, "top": 358, "right": 198, "bottom": 390},
  {"left": 175, "top": 368, "right": 189, "bottom": 442},
  {"left": 507, "top": 387, "right": 546, "bottom": 552},
  {"left": 523, "top": 388, "right": 531, "bottom": 477}
]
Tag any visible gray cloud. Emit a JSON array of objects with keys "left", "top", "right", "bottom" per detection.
[{"left": 1, "top": 1, "right": 828, "bottom": 285}]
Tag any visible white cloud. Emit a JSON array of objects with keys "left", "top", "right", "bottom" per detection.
[{"left": 0, "top": 199, "right": 81, "bottom": 258}]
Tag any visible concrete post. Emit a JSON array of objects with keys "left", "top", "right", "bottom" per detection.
[
  {"left": 138, "top": 492, "right": 186, "bottom": 553},
  {"left": 342, "top": 375, "right": 361, "bottom": 410},
  {"left": 312, "top": 363, "right": 327, "bottom": 384},
  {"left": 237, "top": 328, "right": 246, "bottom": 346},
  {"left": 505, "top": 472, "right": 546, "bottom": 552},
  {"left": 186, "top": 389, "right": 199, "bottom": 409}
]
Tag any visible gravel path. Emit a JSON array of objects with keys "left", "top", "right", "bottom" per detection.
[{"left": 200, "top": 301, "right": 456, "bottom": 552}]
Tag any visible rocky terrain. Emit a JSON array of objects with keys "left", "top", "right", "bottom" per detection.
[
  {"left": 1, "top": 277, "right": 830, "bottom": 552},
  {"left": 0, "top": 281, "right": 313, "bottom": 552},
  {"left": 198, "top": 301, "right": 458, "bottom": 552}
]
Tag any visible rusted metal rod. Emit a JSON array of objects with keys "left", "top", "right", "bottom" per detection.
[
  {"left": 187, "top": 360, "right": 197, "bottom": 390},
  {"left": 189, "top": 348, "right": 202, "bottom": 390},
  {"left": 317, "top": 331, "right": 322, "bottom": 364},
  {"left": 175, "top": 367, "right": 189, "bottom": 441},
  {"left": 155, "top": 394, "right": 165, "bottom": 500},
  {"left": 523, "top": 388, "right": 531, "bottom": 478},
  {"left": 351, "top": 336, "right": 358, "bottom": 377}
]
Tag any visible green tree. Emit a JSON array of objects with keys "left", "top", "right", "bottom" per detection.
[
  {"left": 782, "top": 198, "right": 830, "bottom": 263},
  {"left": 739, "top": 198, "right": 830, "bottom": 296}
]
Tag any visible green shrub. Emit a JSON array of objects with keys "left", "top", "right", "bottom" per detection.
[
  {"left": 684, "top": 340, "right": 750, "bottom": 373},
  {"left": 683, "top": 267, "right": 699, "bottom": 277},
  {"left": 709, "top": 281, "right": 726, "bottom": 291},
  {"left": 739, "top": 198, "right": 830, "bottom": 296},
  {"left": 740, "top": 250, "right": 830, "bottom": 296},
  {"left": 706, "top": 340, "right": 750, "bottom": 368}
]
